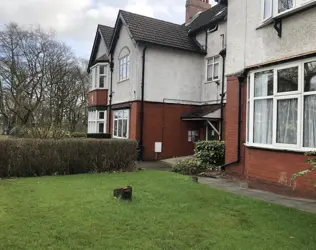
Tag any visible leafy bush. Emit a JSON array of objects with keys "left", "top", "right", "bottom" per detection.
[
  {"left": 87, "top": 133, "right": 111, "bottom": 139},
  {"left": 0, "top": 139, "right": 137, "bottom": 178},
  {"left": 195, "top": 140, "right": 225, "bottom": 167},
  {"left": 71, "top": 132, "right": 87, "bottom": 138},
  {"left": 172, "top": 158, "right": 207, "bottom": 175}
]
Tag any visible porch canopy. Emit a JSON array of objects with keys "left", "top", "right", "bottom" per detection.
[
  {"left": 181, "top": 104, "right": 222, "bottom": 139},
  {"left": 181, "top": 104, "right": 221, "bottom": 121}
]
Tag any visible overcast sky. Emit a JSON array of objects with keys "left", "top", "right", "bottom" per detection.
[{"left": 0, "top": 0, "right": 216, "bottom": 59}]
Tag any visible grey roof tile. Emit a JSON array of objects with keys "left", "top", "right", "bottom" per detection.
[
  {"left": 188, "top": 4, "right": 227, "bottom": 34},
  {"left": 120, "top": 10, "right": 203, "bottom": 53},
  {"left": 98, "top": 25, "right": 114, "bottom": 48}
]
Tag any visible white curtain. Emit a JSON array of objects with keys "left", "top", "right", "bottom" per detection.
[
  {"left": 304, "top": 95, "right": 316, "bottom": 147},
  {"left": 254, "top": 70, "right": 273, "bottom": 97},
  {"left": 277, "top": 98, "right": 298, "bottom": 144},
  {"left": 254, "top": 99, "right": 273, "bottom": 144}
]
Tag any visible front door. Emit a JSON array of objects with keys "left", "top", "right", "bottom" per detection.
[{"left": 206, "top": 121, "right": 219, "bottom": 141}]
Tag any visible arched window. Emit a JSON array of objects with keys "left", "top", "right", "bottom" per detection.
[{"left": 118, "top": 47, "right": 130, "bottom": 81}]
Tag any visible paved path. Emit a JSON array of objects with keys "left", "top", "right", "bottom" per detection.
[{"left": 198, "top": 177, "right": 316, "bottom": 214}]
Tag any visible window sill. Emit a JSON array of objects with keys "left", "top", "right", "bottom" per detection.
[
  {"left": 244, "top": 143, "right": 312, "bottom": 154},
  {"left": 257, "top": 1, "right": 316, "bottom": 30},
  {"left": 113, "top": 136, "right": 128, "bottom": 140},
  {"left": 204, "top": 79, "right": 220, "bottom": 84},
  {"left": 118, "top": 78, "right": 130, "bottom": 83},
  {"left": 89, "top": 87, "right": 107, "bottom": 92}
]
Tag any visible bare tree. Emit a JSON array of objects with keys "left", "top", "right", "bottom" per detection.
[{"left": 0, "top": 23, "right": 89, "bottom": 135}]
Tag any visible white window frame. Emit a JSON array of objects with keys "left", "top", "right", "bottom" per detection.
[
  {"left": 89, "top": 63, "right": 108, "bottom": 90},
  {"left": 261, "top": 0, "right": 316, "bottom": 22},
  {"left": 113, "top": 110, "right": 129, "bottom": 139},
  {"left": 206, "top": 55, "right": 220, "bottom": 83},
  {"left": 247, "top": 58, "right": 316, "bottom": 152},
  {"left": 262, "top": 0, "right": 273, "bottom": 21},
  {"left": 119, "top": 54, "right": 130, "bottom": 82},
  {"left": 88, "top": 110, "right": 107, "bottom": 134}
]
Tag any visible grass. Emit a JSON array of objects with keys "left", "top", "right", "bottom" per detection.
[
  {"left": 0, "top": 135, "right": 8, "bottom": 140},
  {"left": 0, "top": 171, "right": 316, "bottom": 250}
]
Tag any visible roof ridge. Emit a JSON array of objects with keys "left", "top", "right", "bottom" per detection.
[
  {"left": 98, "top": 24, "right": 114, "bottom": 29},
  {"left": 119, "top": 9, "right": 184, "bottom": 27}
]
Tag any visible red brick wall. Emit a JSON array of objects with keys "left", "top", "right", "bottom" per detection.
[
  {"left": 186, "top": 0, "right": 211, "bottom": 23},
  {"left": 225, "top": 76, "right": 316, "bottom": 199},
  {"left": 142, "top": 102, "right": 204, "bottom": 160},
  {"left": 130, "top": 102, "right": 141, "bottom": 141},
  {"left": 88, "top": 90, "right": 108, "bottom": 107},
  {"left": 245, "top": 148, "right": 316, "bottom": 199},
  {"left": 225, "top": 76, "right": 247, "bottom": 176}
]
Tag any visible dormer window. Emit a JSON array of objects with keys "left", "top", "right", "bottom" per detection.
[{"left": 90, "top": 63, "right": 108, "bottom": 90}]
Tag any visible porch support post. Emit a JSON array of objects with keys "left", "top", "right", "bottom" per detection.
[{"left": 206, "top": 120, "right": 220, "bottom": 137}]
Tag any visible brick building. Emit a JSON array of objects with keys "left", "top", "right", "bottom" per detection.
[
  {"left": 88, "top": 1, "right": 227, "bottom": 161},
  {"left": 88, "top": 0, "right": 316, "bottom": 198}
]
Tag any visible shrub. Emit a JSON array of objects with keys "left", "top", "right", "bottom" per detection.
[
  {"left": 293, "top": 151, "right": 316, "bottom": 189},
  {"left": 172, "top": 158, "right": 207, "bottom": 175},
  {"left": 195, "top": 140, "right": 225, "bottom": 167},
  {"left": 87, "top": 133, "right": 111, "bottom": 139},
  {"left": 71, "top": 132, "right": 87, "bottom": 138},
  {"left": 0, "top": 139, "right": 137, "bottom": 178}
]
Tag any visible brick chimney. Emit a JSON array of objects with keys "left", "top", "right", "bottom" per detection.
[{"left": 186, "top": 0, "right": 211, "bottom": 24}]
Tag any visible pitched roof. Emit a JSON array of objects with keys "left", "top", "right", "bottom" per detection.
[
  {"left": 181, "top": 104, "right": 221, "bottom": 119},
  {"left": 112, "top": 10, "right": 204, "bottom": 54},
  {"left": 188, "top": 4, "right": 227, "bottom": 34},
  {"left": 98, "top": 25, "right": 114, "bottom": 48}
]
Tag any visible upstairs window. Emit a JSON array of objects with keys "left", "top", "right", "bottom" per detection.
[
  {"left": 262, "top": 0, "right": 316, "bottom": 21},
  {"left": 118, "top": 47, "right": 130, "bottom": 82},
  {"left": 90, "top": 64, "right": 107, "bottom": 90},
  {"left": 206, "top": 56, "right": 220, "bottom": 82}
]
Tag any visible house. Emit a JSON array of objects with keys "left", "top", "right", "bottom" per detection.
[
  {"left": 87, "top": 0, "right": 228, "bottom": 161},
  {"left": 87, "top": 0, "right": 316, "bottom": 198},
  {"left": 225, "top": 0, "right": 316, "bottom": 198}
]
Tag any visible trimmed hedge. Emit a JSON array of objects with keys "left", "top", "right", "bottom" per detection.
[
  {"left": 195, "top": 140, "right": 225, "bottom": 167},
  {"left": 0, "top": 139, "right": 137, "bottom": 178},
  {"left": 70, "top": 132, "right": 87, "bottom": 138},
  {"left": 87, "top": 133, "right": 111, "bottom": 139},
  {"left": 172, "top": 158, "right": 207, "bottom": 175}
]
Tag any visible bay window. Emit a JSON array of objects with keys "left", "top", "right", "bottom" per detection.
[
  {"left": 88, "top": 110, "right": 106, "bottom": 133},
  {"left": 248, "top": 58, "right": 316, "bottom": 150},
  {"left": 113, "top": 110, "right": 129, "bottom": 139},
  {"left": 89, "top": 64, "right": 108, "bottom": 90},
  {"left": 262, "top": 0, "right": 316, "bottom": 21}
]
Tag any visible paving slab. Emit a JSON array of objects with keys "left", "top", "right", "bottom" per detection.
[{"left": 198, "top": 177, "right": 316, "bottom": 214}]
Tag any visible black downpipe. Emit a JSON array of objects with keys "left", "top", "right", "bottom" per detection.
[
  {"left": 139, "top": 46, "right": 147, "bottom": 161},
  {"left": 219, "top": 48, "right": 226, "bottom": 140},
  {"left": 108, "top": 55, "right": 114, "bottom": 134},
  {"left": 221, "top": 75, "right": 244, "bottom": 171},
  {"left": 205, "top": 29, "right": 208, "bottom": 52}
]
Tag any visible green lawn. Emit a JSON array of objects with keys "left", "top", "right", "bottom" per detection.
[{"left": 0, "top": 171, "right": 316, "bottom": 250}]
